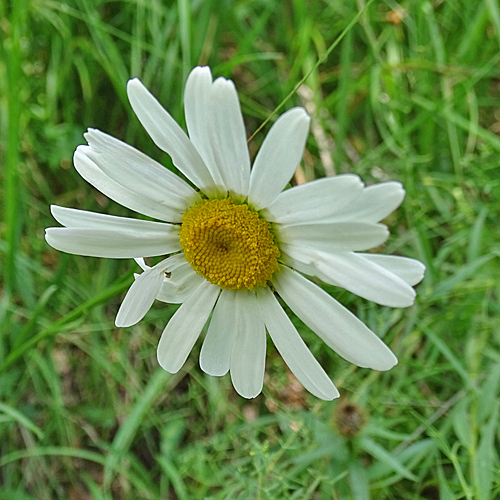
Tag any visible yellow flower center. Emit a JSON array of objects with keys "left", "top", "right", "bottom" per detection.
[{"left": 179, "top": 198, "right": 280, "bottom": 290}]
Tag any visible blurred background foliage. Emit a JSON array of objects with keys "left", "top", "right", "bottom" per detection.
[{"left": 1, "top": 0, "right": 500, "bottom": 498}]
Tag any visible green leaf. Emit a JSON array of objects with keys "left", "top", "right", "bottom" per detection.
[
  {"left": 0, "top": 402, "right": 44, "bottom": 440},
  {"left": 103, "top": 369, "right": 171, "bottom": 487},
  {"left": 452, "top": 397, "right": 472, "bottom": 450},
  {"left": 473, "top": 403, "right": 499, "bottom": 500},
  {"left": 477, "top": 363, "right": 500, "bottom": 425},
  {"left": 361, "top": 437, "right": 418, "bottom": 482},
  {"left": 348, "top": 459, "right": 371, "bottom": 500}
]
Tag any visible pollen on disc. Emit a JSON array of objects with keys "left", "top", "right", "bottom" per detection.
[{"left": 179, "top": 198, "right": 280, "bottom": 290}]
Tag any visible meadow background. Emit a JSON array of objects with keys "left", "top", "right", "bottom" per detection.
[{"left": 1, "top": 0, "right": 500, "bottom": 498}]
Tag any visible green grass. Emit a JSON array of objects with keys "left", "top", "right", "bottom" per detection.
[{"left": 1, "top": 0, "right": 500, "bottom": 498}]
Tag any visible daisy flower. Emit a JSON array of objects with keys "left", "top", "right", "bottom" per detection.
[{"left": 46, "top": 66, "right": 425, "bottom": 400}]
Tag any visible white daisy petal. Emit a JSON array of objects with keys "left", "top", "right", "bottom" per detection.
[
  {"left": 50, "top": 205, "right": 172, "bottom": 232},
  {"left": 157, "top": 280, "right": 220, "bottom": 373},
  {"left": 184, "top": 67, "right": 225, "bottom": 189},
  {"left": 277, "top": 251, "right": 320, "bottom": 281},
  {"left": 126, "top": 78, "right": 217, "bottom": 195},
  {"left": 277, "top": 221, "right": 389, "bottom": 252},
  {"left": 272, "top": 266, "right": 397, "bottom": 370},
  {"left": 318, "top": 252, "right": 417, "bottom": 307},
  {"left": 327, "top": 181, "right": 405, "bottom": 223},
  {"left": 156, "top": 260, "right": 204, "bottom": 304},
  {"left": 248, "top": 107, "right": 310, "bottom": 209},
  {"left": 200, "top": 290, "right": 237, "bottom": 376},
  {"left": 81, "top": 129, "right": 200, "bottom": 222},
  {"left": 230, "top": 290, "right": 266, "bottom": 399},
  {"left": 263, "top": 174, "right": 364, "bottom": 224},
  {"left": 116, "top": 259, "right": 170, "bottom": 327},
  {"left": 207, "top": 77, "right": 251, "bottom": 197},
  {"left": 357, "top": 254, "right": 426, "bottom": 286},
  {"left": 282, "top": 246, "right": 416, "bottom": 307},
  {"left": 256, "top": 286, "right": 339, "bottom": 401},
  {"left": 45, "top": 224, "right": 180, "bottom": 259},
  {"left": 73, "top": 148, "right": 188, "bottom": 223}
]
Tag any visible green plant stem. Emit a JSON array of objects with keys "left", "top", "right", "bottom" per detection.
[
  {"left": 4, "top": 0, "right": 23, "bottom": 294},
  {"left": 247, "top": 0, "right": 375, "bottom": 142}
]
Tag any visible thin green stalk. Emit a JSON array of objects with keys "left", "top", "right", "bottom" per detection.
[
  {"left": 4, "top": 0, "right": 23, "bottom": 294},
  {"left": 247, "top": 0, "right": 374, "bottom": 142}
]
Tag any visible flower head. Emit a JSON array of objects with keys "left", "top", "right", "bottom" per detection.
[{"left": 46, "top": 67, "right": 425, "bottom": 400}]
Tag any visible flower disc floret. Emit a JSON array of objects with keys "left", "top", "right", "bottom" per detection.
[{"left": 179, "top": 198, "right": 280, "bottom": 290}]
